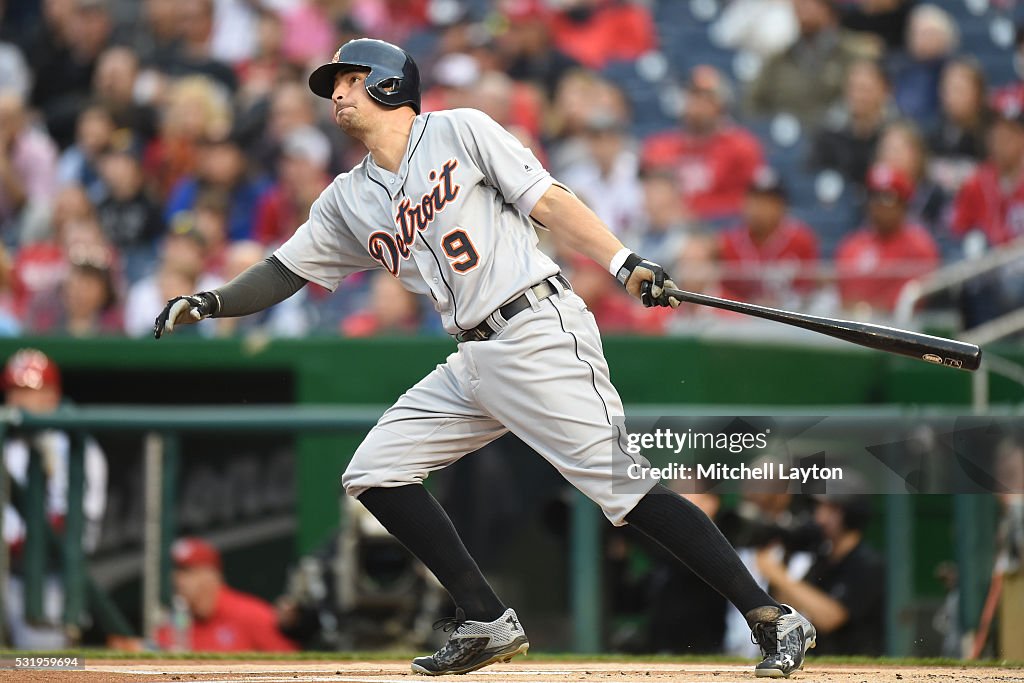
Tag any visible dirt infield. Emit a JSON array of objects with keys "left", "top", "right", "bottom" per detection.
[{"left": 5, "top": 659, "right": 1023, "bottom": 683}]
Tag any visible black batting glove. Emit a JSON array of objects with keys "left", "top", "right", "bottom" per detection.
[
  {"left": 153, "top": 292, "right": 220, "bottom": 339},
  {"left": 615, "top": 253, "right": 681, "bottom": 308}
]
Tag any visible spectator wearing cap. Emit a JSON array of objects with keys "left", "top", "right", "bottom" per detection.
[
  {"left": 809, "top": 59, "right": 896, "bottom": 189},
  {"left": 926, "top": 58, "right": 990, "bottom": 195},
  {"left": 642, "top": 65, "right": 764, "bottom": 222},
  {"left": 746, "top": 0, "right": 880, "bottom": 123},
  {"left": 951, "top": 92, "right": 1024, "bottom": 247},
  {"left": 495, "top": 0, "right": 579, "bottom": 98},
  {"left": 165, "top": 130, "right": 271, "bottom": 242},
  {"left": 718, "top": 168, "right": 819, "bottom": 307},
  {"left": 0, "top": 89, "right": 59, "bottom": 247},
  {"left": 887, "top": 4, "right": 958, "bottom": 127},
  {"left": 254, "top": 126, "right": 332, "bottom": 248},
  {"left": 155, "top": 537, "right": 298, "bottom": 652},
  {"left": 96, "top": 129, "right": 166, "bottom": 279},
  {"left": 29, "top": 0, "right": 114, "bottom": 149},
  {"left": 123, "top": 216, "right": 220, "bottom": 337},
  {"left": 835, "top": 163, "right": 939, "bottom": 314},
  {"left": 756, "top": 473, "right": 885, "bottom": 656},
  {"left": 548, "top": 0, "right": 656, "bottom": 71},
  {"left": 559, "top": 113, "right": 643, "bottom": 236},
  {"left": 3, "top": 348, "right": 108, "bottom": 649}
]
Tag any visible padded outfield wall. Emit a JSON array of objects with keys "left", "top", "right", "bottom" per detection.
[{"left": 0, "top": 336, "right": 1019, "bottom": 650}]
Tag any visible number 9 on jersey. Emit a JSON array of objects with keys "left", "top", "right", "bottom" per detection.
[{"left": 442, "top": 229, "right": 480, "bottom": 274}]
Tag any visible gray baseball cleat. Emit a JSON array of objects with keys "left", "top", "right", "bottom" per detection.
[
  {"left": 750, "top": 604, "right": 817, "bottom": 678},
  {"left": 411, "top": 607, "right": 529, "bottom": 676}
]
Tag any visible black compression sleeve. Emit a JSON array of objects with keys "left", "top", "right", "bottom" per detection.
[{"left": 211, "top": 255, "right": 308, "bottom": 318}]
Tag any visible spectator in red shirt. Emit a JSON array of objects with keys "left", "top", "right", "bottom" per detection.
[
  {"left": 836, "top": 164, "right": 939, "bottom": 314},
  {"left": 548, "top": 0, "right": 656, "bottom": 70},
  {"left": 951, "top": 91, "right": 1024, "bottom": 247},
  {"left": 642, "top": 66, "right": 764, "bottom": 222},
  {"left": 719, "top": 168, "right": 819, "bottom": 307},
  {"left": 157, "top": 537, "right": 297, "bottom": 652}
]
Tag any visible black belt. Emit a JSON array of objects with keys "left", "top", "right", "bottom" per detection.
[{"left": 457, "top": 274, "right": 571, "bottom": 342}]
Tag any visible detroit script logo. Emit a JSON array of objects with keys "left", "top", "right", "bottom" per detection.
[{"left": 367, "top": 159, "right": 460, "bottom": 275}]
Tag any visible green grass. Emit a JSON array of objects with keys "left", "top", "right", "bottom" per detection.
[{"left": 1, "top": 649, "right": 1021, "bottom": 668}]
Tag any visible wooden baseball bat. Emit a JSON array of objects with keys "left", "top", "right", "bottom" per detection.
[{"left": 661, "top": 287, "right": 982, "bottom": 371}]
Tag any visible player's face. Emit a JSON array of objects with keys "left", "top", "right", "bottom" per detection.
[{"left": 332, "top": 69, "right": 378, "bottom": 136}]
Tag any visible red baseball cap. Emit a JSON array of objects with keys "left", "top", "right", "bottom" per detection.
[
  {"left": 991, "top": 89, "right": 1024, "bottom": 125},
  {"left": 866, "top": 164, "right": 914, "bottom": 203},
  {"left": 171, "top": 538, "right": 222, "bottom": 571},
  {"left": 2, "top": 349, "right": 61, "bottom": 393}
]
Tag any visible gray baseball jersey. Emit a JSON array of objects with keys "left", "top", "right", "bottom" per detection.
[
  {"left": 275, "top": 107, "right": 657, "bottom": 525},
  {"left": 274, "top": 108, "right": 561, "bottom": 334}
]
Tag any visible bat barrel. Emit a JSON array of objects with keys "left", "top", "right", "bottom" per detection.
[{"left": 662, "top": 288, "right": 982, "bottom": 372}]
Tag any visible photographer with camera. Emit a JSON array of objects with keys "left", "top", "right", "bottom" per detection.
[{"left": 755, "top": 480, "right": 886, "bottom": 656}]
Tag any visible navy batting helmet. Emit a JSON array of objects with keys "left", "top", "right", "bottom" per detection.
[{"left": 308, "top": 38, "right": 421, "bottom": 114}]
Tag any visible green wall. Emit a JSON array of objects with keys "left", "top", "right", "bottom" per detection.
[{"left": 1, "top": 335, "right": 1019, "bottom": 557}]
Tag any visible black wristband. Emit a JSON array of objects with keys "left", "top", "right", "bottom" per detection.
[
  {"left": 616, "top": 253, "right": 643, "bottom": 286},
  {"left": 195, "top": 291, "right": 222, "bottom": 318}
]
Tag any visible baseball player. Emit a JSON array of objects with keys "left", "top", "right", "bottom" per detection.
[{"left": 154, "top": 39, "right": 815, "bottom": 678}]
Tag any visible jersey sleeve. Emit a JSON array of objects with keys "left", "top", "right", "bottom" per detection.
[
  {"left": 453, "top": 108, "right": 554, "bottom": 212},
  {"left": 273, "top": 184, "right": 377, "bottom": 291}
]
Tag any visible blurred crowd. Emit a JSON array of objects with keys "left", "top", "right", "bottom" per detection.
[{"left": 0, "top": 0, "right": 1023, "bottom": 339}]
